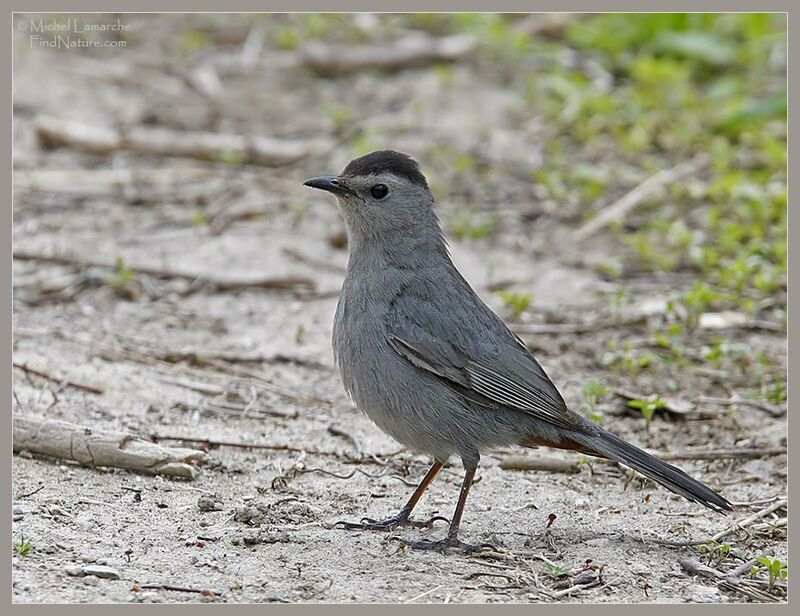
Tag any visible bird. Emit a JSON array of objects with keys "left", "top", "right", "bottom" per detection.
[{"left": 303, "top": 150, "right": 733, "bottom": 552}]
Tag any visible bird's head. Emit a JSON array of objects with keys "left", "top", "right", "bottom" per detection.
[{"left": 304, "top": 150, "right": 441, "bottom": 250}]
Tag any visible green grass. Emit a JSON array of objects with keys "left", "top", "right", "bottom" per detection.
[
  {"left": 751, "top": 556, "right": 788, "bottom": 591},
  {"left": 529, "top": 14, "right": 786, "bottom": 315},
  {"left": 13, "top": 534, "right": 32, "bottom": 556},
  {"left": 626, "top": 397, "right": 665, "bottom": 430},
  {"left": 581, "top": 378, "right": 608, "bottom": 424},
  {"left": 496, "top": 291, "right": 532, "bottom": 320}
]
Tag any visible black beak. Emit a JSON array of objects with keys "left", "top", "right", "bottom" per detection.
[{"left": 303, "top": 176, "right": 356, "bottom": 198}]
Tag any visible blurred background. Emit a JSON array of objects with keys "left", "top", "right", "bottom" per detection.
[{"left": 12, "top": 13, "right": 787, "bottom": 604}]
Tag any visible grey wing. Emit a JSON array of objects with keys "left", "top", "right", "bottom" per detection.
[{"left": 386, "top": 292, "right": 589, "bottom": 433}]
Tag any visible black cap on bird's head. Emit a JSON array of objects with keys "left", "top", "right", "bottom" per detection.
[{"left": 340, "top": 150, "right": 429, "bottom": 189}]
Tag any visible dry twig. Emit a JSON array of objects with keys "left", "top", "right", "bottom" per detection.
[
  {"left": 654, "top": 498, "right": 787, "bottom": 547},
  {"left": 300, "top": 34, "right": 477, "bottom": 76},
  {"left": 678, "top": 558, "right": 781, "bottom": 603},
  {"left": 14, "top": 416, "right": 208, "bottom": 479},
  {"left": 35, "top": 115, "right": 330, "bottom": 166},
  {"left": 574, "top": 154, "right": 709, "bottom": 241},
  {"left": 13, "top": 362, "right": 104, "bottom": 395},
  {"left": 13, "top": 248, "right": 316, "bottom": 296}
]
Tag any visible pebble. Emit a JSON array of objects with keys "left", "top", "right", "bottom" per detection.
[
  {"left": 136, "top": 592, "right": 161, "bottom": 603},
  {"left": 686, "top": 583, "right": 720, "bottom": 603},
  {"left": 82, "top": 565, "right": 120, "bottom": 580},
  {"left": 197, "top": 494, "right": 224, "bottom": 512},
  {"left": 64, "top": 565, "right": 85, "bottom": 577},
  {"left": 585, "top": 537, "right": 610, "bottom": 547},
  {"left": 12, "top": 506, "right": 24, "bottom": 522}
]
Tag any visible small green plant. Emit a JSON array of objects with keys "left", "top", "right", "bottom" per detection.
[
  {"left": 189, "top": 211, "right": 208, "bottom": 227},
  {"left": 107, "top": 257, "right": 140, "bottom": 300},
  {"left": 602, "top": 344, "right": 654, "bottom": 378},
  {"left": 581, "top": 379, "right": 608, "bottom": 424},
  {"left": 213, "top": 150, "right": 247, "bottom": 167},
  {"left": 274, "top": 28, "right": 299, "bottom": 50},
  {"left": 543, "top": 562, "right": 572, "bottom": 579},
  {"left": 178, "top": 29, "right": 211, "bottom": 56},
  {"left": 697, "top": 540, "right": 742, "bottom": 567},
  {"left": 13, "top": 533, "right": 32, "bottom": 556},
  {"left": 764, "top": 376, "right": 786, "bottom": 405},
  {"left": 496, "top": 291, "right": 531, "bottom": 320},
  {"left": 751, "top": 557, "right": 788, "bottom": 591},
  {"left": 680, "top": 281, "right": 723, "bottom": 330},
  {"left": 626, "top": 397, "right": 665, "bottom": 430}
]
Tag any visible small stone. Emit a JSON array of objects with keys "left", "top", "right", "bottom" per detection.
[
  {"left": 64, "top": 565, "right": 85, "bottom": 577},
  {"left": 242, "top": 530, "right": 261, "bottom": 546},
  {"left": 197, "top": 494, "right": 224, "bottom": 512},
  {"left": 585, "top": 537, "right": 610, "bottom": 547},
  {"left": 82, "top": 576, "right": 100, "bottom": 586},
  {"left": 82, "top": 565, "right": 120, "bottom": 580},
  {"left": 12, "top": 507, "right": 24, "bottom": 522},
  {"left": 687, "top": 583, "right": 720, "bottom": 603}
]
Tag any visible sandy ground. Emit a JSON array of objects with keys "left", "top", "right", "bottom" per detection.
[{"left": 12, "top": 14, "right": 786, "bottom": 604}]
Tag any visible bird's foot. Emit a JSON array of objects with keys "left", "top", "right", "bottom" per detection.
[
  {"left": 335, "top": 513, "right": 449, "bottom": 532},
  {"left": 389, "top": 534, "right": 496, "bottom": 553}
]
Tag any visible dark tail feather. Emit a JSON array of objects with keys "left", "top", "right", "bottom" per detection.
[{"left": 584, "top": 428, "right": 733, "bottom": 514}]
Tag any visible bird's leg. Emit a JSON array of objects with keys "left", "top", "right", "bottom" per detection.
[
  {"left": 336, "top": 460, "right": 449, "bottom": 531},
  {"left": 391, "top": 465, "right": 495, "bottom": 553}
]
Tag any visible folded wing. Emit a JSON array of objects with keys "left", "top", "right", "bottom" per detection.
[{"left": 386, "top": 287, "right": 589, "bottom": 434}]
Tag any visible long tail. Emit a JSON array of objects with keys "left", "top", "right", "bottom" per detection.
[{"left": 576, "top": 428, "right": 733, "bottom": 514}]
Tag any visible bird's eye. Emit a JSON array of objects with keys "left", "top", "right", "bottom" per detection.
[{"left": 370, "top": 184, "right": 389, "bottom": 199}]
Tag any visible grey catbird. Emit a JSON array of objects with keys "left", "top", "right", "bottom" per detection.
[{"left": 304, "top": 150, "right": 732, "bottom": 552}]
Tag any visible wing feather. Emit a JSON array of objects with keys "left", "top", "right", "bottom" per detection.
[{"left": 386, "top": 275, "right": 588, "bottom": 433}]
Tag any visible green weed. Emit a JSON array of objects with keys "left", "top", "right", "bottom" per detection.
[{"left": 496, "top": 291, "right": 531, "bottom": 320}]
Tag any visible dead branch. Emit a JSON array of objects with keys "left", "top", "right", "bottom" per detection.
[
  {"left": 12, "top": 248, "right": 316, "bottom": 295},
  {"left": 513, "top": 322, "right": 599, "bottom": 335},
  {"left": 282, "top": 247, "right": 347, "bottom": 274},
  {"left": 654, "top": 498, "right": 787, "bottom": 547},
  {"left": 499, "top": 456, "right": 587, "bottom": 473},
  {"left": 13, "top": 167, "right": 216, "bottom": 198},
  {"left": 35, "top": 115, "right": 331, "bottom": 166},
  {"left": 12, "top": 362, "right": 104, "bottom": 395},
  {"left": 151, "top": 433, "right": 349, "bottom": 460},
  {"left": 693, "top": 395, "right": 786, "bottom": 418},
  {"left": 574, "top": 154, "right": 709, "bottom": 241},
  {"left": 149, "top": 433, "right": 401, "bottom": 467},
  {"left": 500, "top": 447, "right": 785, "bottom": 472},
  {"left": 678, "top": 558, "right": 780, "bottom": 603},
  {"left": 300, "top": 34, "right": 477, "bottom": 76},
  {"left": 698, "top": 311, "right": 784, "bottom": 332},
  {"left": 14, "top": 416, "right": 208, "bottom": 479},
  {"left": 551, "top": 576, "right": 604, "bottom": 599},
  {"left": 612, "top": 387, "right": 715, "bottom": 417},
  {"left": 657, "top": 447, "right": 786, "bottom": 461},
  {"left": 138, "top": 583, "right": 221, "bottom": 596}
]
